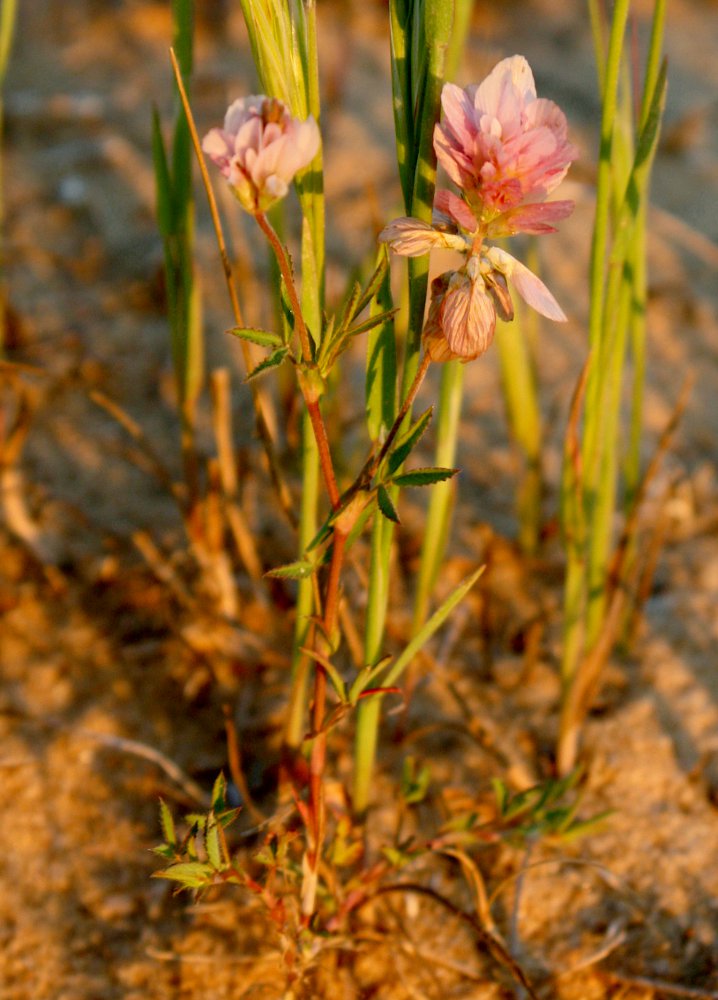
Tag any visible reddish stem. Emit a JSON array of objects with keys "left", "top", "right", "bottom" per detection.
[
  {"left": 255, "top": 211, "right": 340, "bottom": 510},
  {"left": 255, "top": 211, "right": 313, "bottom": 365}
]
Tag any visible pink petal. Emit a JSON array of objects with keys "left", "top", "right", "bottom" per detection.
[
  {"left": 486, "top": 246, "right": 566, "bottom": 321},
  {"left": 490, "top": 199, "right": 575, "bottom": 236},
  {"left": 440, "top": 82, "right": 476, "bottom": 150},
  {"left": 434, "top": 189, "right": 478, "bottom": 233},
  {"left": 224, "top": 95, "right": 262, "bottom": 133},
  {"left": 474, "top": 55, "right": 535, "bottom": 125},
  {"left": 433, "top": 124, "right": 468, "bottom": 189},
  {"left": 202, "top": 128, "right": 233, "bottom": 170},
  {"left": 442, "top": 272, "right": 495, "bottom": 359}
]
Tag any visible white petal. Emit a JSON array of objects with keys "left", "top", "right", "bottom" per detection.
[{"left": 485, "top": 246, "right": 567, "bottom": 322}]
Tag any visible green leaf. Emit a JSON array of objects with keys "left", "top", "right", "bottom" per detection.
[
  {"left": 401, "top": 756, "right": 430, "bottom": 805},
  {"left": 151, "top": 843, "right": 177, "bottom": 860},
  {"left": 337, "top": 281, "right": 362, "bottom": 336},
  {"left": 353, "top": 251, "right": 390, "bottom": 320},
  {"left": 491, "top": 778, "right": 509, "bottom": 816},
  {"left": 377, "top": 485, "right": 400, "bottom": 524},
  {"left": 347, "top": 655, "right": 393, "bottom": 705},
  {"left": 381, "top": 566, "right": 484, "bottom": 688},
  {"left": 387, "top": 406, "right": 433, "bottom": 474},
  {"left": 348, "top": 307, "right": 399, "bottom": 339},
  {"left": 245, "top": 347, "right": 290, "bottom": 382},
  {"left": 229, "top": 327, "right": 283, "bottom": 349},
  {"left": 151, "top": 107, "right": 173, "bottom": 238},
  {"left": 205, "top": 819, "right": 222, "bottom": 870},
  {"left": 211, "top": 772, "right": 227, "bottom": 811},
  {"left": 154, "top": 861, "right": 214, "bottom": 888},
  {"left": 391, "top": 466, "right": 458, "bottom": 487},
  {"left": 158, "top": 799, "right": 176, "bottom": 847},
  {"left": 265, "top": 559, "right": 316, "bottom": 580}
]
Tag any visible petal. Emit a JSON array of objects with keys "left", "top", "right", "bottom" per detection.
[
  {"left": 379, "top": 217, "right": 466, "bottom": 256},
  {"left": 434, "top": 189, "right": 478, "bottom": 233},
  {"left": 442, "top": 271, "right": 496, "bottom": 359},
  {"left": 433, "top": 124, "right": 468, "bottom": 189},
  {"left": 202, "top": 128, "right": 234, "bottom": 168},
  {"left": 486, "top": 246, "right": 567, "bottom": 321},
  {"left": 224, "top": 95, "right": 264, "bottom": 134},
  {"left": 488, "top": 199, "right": 575, "bottom": 237},
  {"left": 440, "top": 82, "right": 476, "bottom": 150},
  {"left": 475, "top": 55, "right": 535, "bottom": 126}
]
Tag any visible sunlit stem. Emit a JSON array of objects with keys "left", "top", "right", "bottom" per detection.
[
  {"left": 353, "top": 354, "right": 432, "bottom": 814},
  {"left": 561, "top": 0, "right": 630, "bottom": 690},
  {"left": 285, "top": 415, "right": 320, "bottom": 748},
  {"left": 254, "top": 211, "right": 340, "bottom": 511},
  {"left": 413, "top": 360, "right": 465, "bottom": 629}
]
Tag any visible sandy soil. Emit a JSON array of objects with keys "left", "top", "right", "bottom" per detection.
[{"left": 2, "top": 1, "right": 718, "bottom": 997}]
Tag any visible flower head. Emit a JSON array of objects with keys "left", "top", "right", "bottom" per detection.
[
  {"left": 421, "top": 247, "right": 566, "bottom": 363},
  {"left": 202, "top": 95, "right": 320, "bottom": 213},
  {"left": 433, "top": 55, "right": 578, "bottom": 237},
  {"left": 379, "top": 55, "right": 575, "bottom": 364}
]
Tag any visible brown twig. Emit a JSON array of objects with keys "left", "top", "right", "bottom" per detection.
[
  {"left": 360, "top": 882, "right": 540, "bottom": 1000},
  {"left": 223, "top": 705, "right": 266, "bottom": 825},
  {"left": 600, "top": 972, "right": 718, "bottom": 999}
]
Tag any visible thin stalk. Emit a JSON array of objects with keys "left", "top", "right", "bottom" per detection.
[
  {"left": 353, "top": 0, "right": 456, "bottom": 813},
  {"left": 254, "top": 211, "right": 340, "bottom": 511},
  {"left": 285, "top": 414, "right": 320, "bottom": 748},
  {"left": 352, "top": 353, "right": 432, "bottom": 813},
  {"left": 305, "top": 526, "right": 347, "bottom": 914},
  {"left": 562, "top": 0, "right": 630, "bottom": 688},
  {"left": 407, "top": 0, "right": 475, "bottom": 628},
  {"left": 413, "top": 360, "right": 465, "bottom": 628},
  {"left": 170, "top": 49, "right": 296, "bottom": 528}
]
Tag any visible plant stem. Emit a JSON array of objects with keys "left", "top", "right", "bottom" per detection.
[
  {"left": 255, "top": 211, "right": 314, "bottom": 365},
  {"left": 413, "top": 359, "right": 464, "bottom": 629},
  {"left": 255, "top": 210, "right": 341, "bottom": 511},
  {"left": 352, "top": 352, "right": 432, "bottom": 814},
  {"left": 169, "top": 48, "right": 296, "bottom": 527},
  {"left": 304, "top": 526, "right": 347, "bottom": 914}
]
